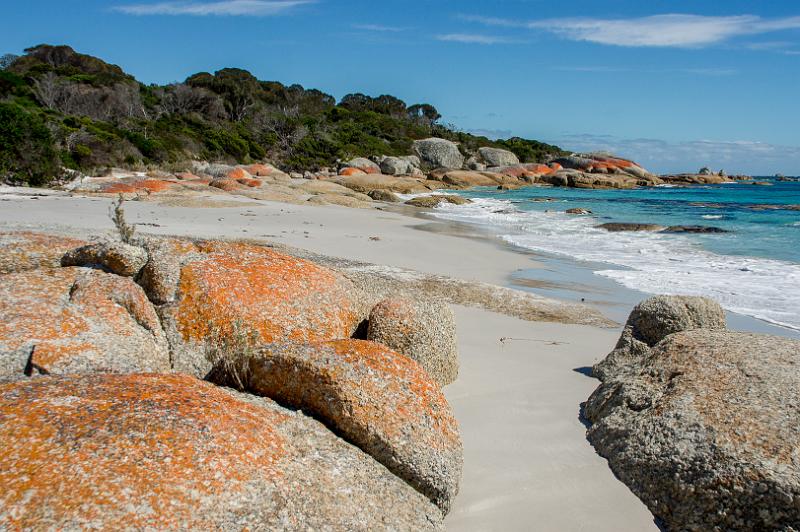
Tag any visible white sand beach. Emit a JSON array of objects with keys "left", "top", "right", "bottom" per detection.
[{"left": 0, "top": 190, "right": 658, "bottom": 530}]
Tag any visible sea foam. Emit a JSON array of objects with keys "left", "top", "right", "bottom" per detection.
[{"left": 430, "top": 198, "right": 800, "bottom": 331}]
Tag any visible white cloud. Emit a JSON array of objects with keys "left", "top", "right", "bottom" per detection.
[
  {"left": 465, "top": 14, "right": 800, "bottom": 48},
  {"left": 436, "top": 33, "right": 519, "bottom": 45},
  {"left": 553, "top": 66, "right": 738, "bottom": 76},
  {"left": 114, "top": 0, "right": 312, "bottom": 16},
  {"left": 553, "top": 133, "right": 800, "bottom": 174},
  {"left": 352, "top": 24, "right": 406, "bottom": 33}
]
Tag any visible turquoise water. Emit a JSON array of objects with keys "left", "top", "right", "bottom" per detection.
[{"left": 419, "top": 178, "right": 800, "bottom": 330}]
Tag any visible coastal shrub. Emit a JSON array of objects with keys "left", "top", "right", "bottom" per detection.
[
  {"left": 1, "top": 43, "right": 568, "bottom": 182},
  {"left": 0, "top": 102, "right": 60, "bottom": 185}
]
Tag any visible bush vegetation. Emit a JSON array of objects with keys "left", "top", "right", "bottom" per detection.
[{"left": 0, "top": 44, "right": 566, "bottom": 185}]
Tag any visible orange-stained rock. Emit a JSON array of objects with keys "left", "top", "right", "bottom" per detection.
[
  {"left": 224, "top": 339, "right": 463, "bottom": 513},
  {"left": 237, "top": 177, "right": 262, "bottom": 188},
  {"left": 339, "top": 167, "right": 366, "bottom": 177},
  {"left": 0, "top": 374, "right": 444, "bottom": 530},
  {"left": 525, "top": 163, "right": 555, "bottom": 175},
  {"left": 225, "top": 167, "right": 251, "bottom": 180},
  {"left": 0, "top": 231, "right": 87, "bottom": 275},
  {"left": 100, "top": 178, "right": 176, "bottom": 195},
  {"left": 209, "top": 177, "right": 241, "bottom": 192},
  {"left": 0, "top": 268, "right": 170, "bottom": 377},
  {"left": 174, "top": 172, "right": 201, "bottom": 180},
  {"left": 139, "top": 238, "right": 366, "bottom": 376},
  {"left": 245, "top": 163, "right": 277, "bottom": 177}
]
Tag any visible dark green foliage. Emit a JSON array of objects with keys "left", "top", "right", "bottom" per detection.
[
  {"left": 0, "top": 102, "right": 60, "bottom": 185},
  {"left": 0, "top": 44, "right": 566, "bottom": 183}
]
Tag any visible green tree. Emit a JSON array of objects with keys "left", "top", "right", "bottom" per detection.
[{"left": 0, "top": 103, "right": 60, "bottom": 185}]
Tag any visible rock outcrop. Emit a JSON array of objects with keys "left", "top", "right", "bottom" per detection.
[
  {"left": 140, "top": 239, "right": 365, "bottom": 376},
  {"left": 367, "top": 298, "right": 459, "bottom": 386},
  {"left": 597, "top": 223, "right": 666, "bottom": 232},
  {"left": 341, "top": 157, "right": 381, "bottom": 174},
  {"left": 405, "top": 195, "right": 471, "bottom": 208},
  {"left": 368, "top": 189, "right": 402, "bottom": 202},
  {"left": 477, "top": 147, "right": 519, "bottom": 167},
  {"left": 586, "top": 328, "right": 800, "bottom": 531},
  {"left": 335, "top": 173, "right": 446, "bottom": 195},
  {"left": 219, "top": 339, "right": 462, "bottom": 514},
  {"left": 0, "top": 267, "right": 169, "bottom": 377},
  {"left": 592, "top": 295, "right": 726, "bottom": 382},
  {"left": 0, "top": 231, "right": 87, "bottom": 275},
  {"left": 61, "top": 241, "right": 148, "bottom": 277},
  {"left": 379, "top": 155, "right": 421, "bottom": 176},
  {"left": 307, "top": 193, "right": 373, "bottom": 209},
  {"left": 431, "top": 170, "right": 506, "bottom": 188},
  {"left": 413, "top": 138, "right": 465, "bottom": 170},
  {"left": 0, "top": 373, "right": 444, "bottom": 530}
]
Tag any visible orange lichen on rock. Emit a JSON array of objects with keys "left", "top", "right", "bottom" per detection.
[
  {"left": 99, "top": 178, "right": 175, "bottom": 195},
  {"left": 174, "top": 242, "right": 363, "bottom": 346},
  {"left": 525, "top": 164, "right": 555, "bottom": 175},
  {"left": 0, "top": 231, "right": 86, "bottom": 274},
  {"left": 209, "top": 177, "right": 242, "bottom": 192},
  {"left": 225, "top": 167, "right": 251, "bottom": 180},
  {"left": 237, "top": 178, "right": 263, "bottom": 188},
  {"left": 593, "top": 155, "right": 636, "bottom": 168},
  {"left": 245, "top": 163, "right": 276, "bottom": 177},
  {"left": 174, "top": 172, "right": 200, "bottom": 180},
  {"left": 0, "top": 374, "right": 288, "bottom": 530},
  {"left": 0, "top": 267, "right": 170, "bottom": 377},
  {"left": 339, "top": 167, "right": 366, "bottom": 177},
  {"left": 242, "top": 338, "right": 462, "bottom": 513}
]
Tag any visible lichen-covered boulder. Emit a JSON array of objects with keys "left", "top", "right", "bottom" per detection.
[
  {"left": 222, "top": 339, "right": 463, "bottom": 514},
  {"left": 225, "top": 167, "right": 252, "bottom": 180},
  {"left": 628, "top": 295, "right": 727, "bottom": 346},
  {"left": 585, "top": 330, "right": 800, "bottom": 531},
  {"left": 404, "top": 195, "right": 471, "bottom": 208},
  {"left": 413, "top": 138, "right": 465, "bottom": 170},
  {"left": 336, "top": 173, "right": 433, "bottom": 194},
  {"left": 367, "top": 298, "right": 458, "bottom": 386},
  {"left": 95, "top": 178, "right": 178, "bottom": 195},
  {"left": 140, "top": 239, "right": 366, "bottom": 377},
  {"left": 593, "top": 295, "right": 726, "bottom": 381},
  {"left": 61, "top": 241, "right": 148, "bottom": 277},
  {"left": 436, "top": 170, "right": 505, "bottom": 188},
  {"left": 0, "top": 231, "right": 87, "bottom": 275},
  {"left": 209, "top": 177, "right": 242, "bottom": 192},
  {"left": 368, "top": 189, "right": 402, "bottom": 202},
  {"left": 341, "top": 157, "right": 381, "bottom": 174},
  {"left": 339, "top": 167, "right": 366, "bottom": 177},
  {"left": 0, "top": 373, "right": 444, "bottom": 530},
  {"left": 244, "top": 163, "right": 277, "bottom": 177},
  {"left": 307, "top": 193, "right": 373, "bottom": 209},
  {"left": 477, "top": 147, "right": 519, "bottom": 167},
  {"left": 0, "top": 267, "right": 169, "bottom": 377},
  {"left": 380, "top": 156, "right": 419, "bottom": 176}
]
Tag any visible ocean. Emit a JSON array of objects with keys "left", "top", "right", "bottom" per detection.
[{"left": 419, "top": 178, "right": 800, "bottom": 331}]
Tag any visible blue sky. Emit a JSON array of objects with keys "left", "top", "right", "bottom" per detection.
[{"left": 3, "top": 0, "right": 800, "bottom": 174}]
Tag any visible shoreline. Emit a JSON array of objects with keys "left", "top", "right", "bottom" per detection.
[{"left": 397, "top": 202, "right": 800, "bottom": 339}]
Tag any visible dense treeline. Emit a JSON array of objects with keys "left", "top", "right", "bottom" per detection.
[{"left": 0, "top": 45, "right": 566, "bottom": 185}]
